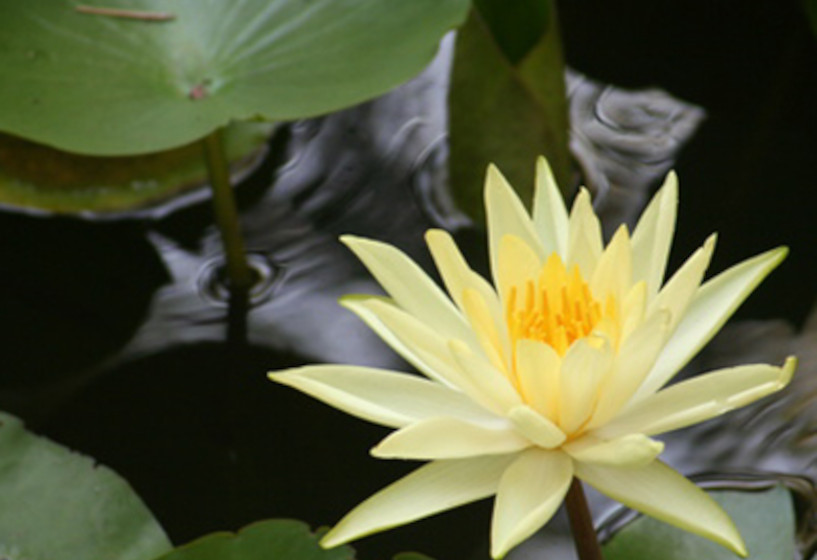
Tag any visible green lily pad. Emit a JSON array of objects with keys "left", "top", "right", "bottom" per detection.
[
  {"left": 0, "top": 411, "right": 172, "bottom": 560},
  {"left": 0, "top": 0, "right": 469, "bottom": 156},
  {"left": 393, "top": 554, "right": 435, "bottom": 560},
  {"left": 448, "top": 2, "right": 571, "bottom": 224},
  {"left": 0, "top": 122, "right": 272, "bottom": 215},
  {"left": 153, "top": 520, "right": 354, "bottom": 560},
  {"left": 602, "top": 485, "right": 796, "bottom": 559}
]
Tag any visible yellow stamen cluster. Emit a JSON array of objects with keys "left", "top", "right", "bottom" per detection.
[{"left": 506, "top": 253, "right": 611, "bottom": 356}]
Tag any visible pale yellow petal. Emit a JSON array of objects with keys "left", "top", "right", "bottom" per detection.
[
  {"left": 647, "top": 234, "right": 716, "bottom": 333},
  {"left": 630, "top": 172, "right": 678, "bottom": 296},
  {"left": 461, "top": 288, "right": 510, "bottom": 374},
  {"left": 341, "top": 235, "right": 474, "bottom": 343},
  {"left": 587, "top": 310, "right": 670, "bottom": 429},
  {"left": 507, "top": 405, "right": 566, "bottom": 449},
  {"left": 637, "top": 247, "right": 788, "bottom": 398},
  {"left": 566, "top": 188, "right": 603, "bottom": 279},
  {"left": 576, "top": 460, "right": 746, "bottom": 556},
  {"left": 270, "top": 365, "right": 499, "bottom": 429},
  {"left": 559, "top": 339, "right": 613, "bottom": 434},
  {"left": 321, "top": 455, "right": 516, "bottom": 548},
  {"left": 372, "top": 417, "right": 529, "bottom": 460},
  {"left": 590, "top": 224, "right": 632, "bottom": 302},
  {"left": 564, "top": 433, "right": 664, "bottom": 467},
  {"left": 514, "top": 339, "right": 562, "bottom": 420},
  {"left": 531, "top": 156, "right": 569, "bottom": 257},
  {"left": 340, "top": 296, "right": 466, "bottom": 389},
  {"left": 449, "top": 340, "right": 522, "bottom": 415},
  {"left": 619, "top": 280, "right": 648, "bottom": 342},
  {"left": 425, "top": 228, "right": 502, "bottom": 318},
  {"left": 496, "top": 234, "right": 543, "bottom": 307},
  {"left": 485, "top": 164, "right": 545, "bottom": 286},
  {"left": 601, "top": 358, "right": 796, "bottom": 438},
  {"left": 491, "top": 449, "right": 573, "bottom": 559}
]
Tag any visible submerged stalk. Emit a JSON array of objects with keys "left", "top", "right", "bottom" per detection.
[
  {"left": 202, "top": 128, "right": 253, "bottom": 293},
  {"left": 565, "top": 478, "right": 603, "bottom": 560}
]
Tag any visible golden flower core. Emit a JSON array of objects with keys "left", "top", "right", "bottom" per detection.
[{"left": 505, "top": 253, "right": 615, "bottom": 356}]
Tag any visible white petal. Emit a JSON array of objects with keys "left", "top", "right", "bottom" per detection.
[
  {"left": 637, "top": 247, "right": 788, "bottom": 398},
  {"left": 321, "top": 455, "right": 516, "bottom": 548},
  {"left": 340, "top": 296, "right": 465, "bottom": 389},
  {"left": 485, "top": 164, "right": 546, "bottom": 286},
  {"left": 559, "top": 339, "right": 613, "bottom": 434},
  {"left": 507, "top": 405, "right": 566, "bottom": 448},
  {"left": 601, "top": 358, "right": 796, "bottom": 438},
  {"left": 372, "top": 417, "right": 529, "bottom": 460},
  {"left": 590, "top": 225, "right": 632, "bottom": 302},
  {"left": 514, "top": 339, "right": 561, "bottom": 420},
  {"left": 630, "top": 172, "right": 678, "bottom": 296},
  {"left": 269, "top": 365, "right": 497, "bottom": 428},
  {"left": 646, "top": 234, "right": 716, "bottom": 333},
  {"left": 587, "top": 310, "right": 670, "bottom": 429},
  {"left": 341, "top": 235, "right": 474, "bottom": 342},
  {"left": 425, "top": 228, "right": 502, "bottom": 319},
  {"left": 566, "top": 188, "right": 603, "bottom": 279},
  {"left": 449, "top": 340, "right": 522, "bottom": 414},
  {"left": 491, "top": 449, "right": 573, "bottom": 559},
  {"left": 531, "top": 156, "right": 569, "bottom": 258},
  {"left": 564, "top": 433, "right": 664, "bottom": 467},
  {"left": 576, "top": 460, "right": 746, "bottom": 556}
]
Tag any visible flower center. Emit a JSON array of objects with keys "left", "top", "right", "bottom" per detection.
[{"left": 505, "top": 253, "right": 614, "bottom": 356}]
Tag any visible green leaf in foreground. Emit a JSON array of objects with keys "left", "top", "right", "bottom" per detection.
[
  {"left": 154, "top": 520, "right": 354, "bottom": 560},
  {"left": 393, "top": 553, "right": 436, "bottom": 560},
  {"left": 0, "top": 0, "right": 469, "bottom": 156},
  {"left": 448, "top": 2, "right": 571, "bottom": 224},
  {"left": 0, "top": 122, "right": 272, "bottom": 215},
  {"left": 603, "top": 485, "right": 795, "bottom": 560},
  {"left": 0, "top": 411, "right": 172, "bottom": 560}
]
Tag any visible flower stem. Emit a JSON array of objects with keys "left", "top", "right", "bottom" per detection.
[
  {"left": 202, "top": 128, "right": 253, "bottom": 293},
  {"left": 565, "top": 477, "right": 604, "bottom": 560}
]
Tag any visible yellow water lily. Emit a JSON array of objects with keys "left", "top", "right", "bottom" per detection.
[{"left": 269, "top": 157, "right": 794, "bottom": 558}]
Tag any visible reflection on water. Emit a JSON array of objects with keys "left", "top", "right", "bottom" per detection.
[
  {"left": 567, "top": 70, "right": 706, "bottom": 234},
  {"left": 4, "top": 31, "right": 811, "bottom": 560}
]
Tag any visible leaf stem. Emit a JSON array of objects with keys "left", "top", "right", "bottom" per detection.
[
  {"left": 565, "top": 477, "right": 604, "bottom": 560},
  {"left": 202, "top": 128, "right": 253, "bottom": 293}
]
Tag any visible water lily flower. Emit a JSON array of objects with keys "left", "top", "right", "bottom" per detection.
[{"left": 269, "top": 157, "right": 794, "bottom": 558}]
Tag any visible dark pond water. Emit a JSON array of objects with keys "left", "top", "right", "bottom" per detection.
[{"left": 1, "top": 3, "right": 817, "bottom": 559}]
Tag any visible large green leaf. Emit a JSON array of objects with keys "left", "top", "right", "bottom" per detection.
[
  {"left": 0, "top": 0, "right": 469, "bottom": 156},
  {"left": 0, "top": 411, "right": 172, "bottom": 560},
  {"left": 0, "top": 122, "right": 272, "bottom": 215},
  {"left": 153, "top": 520, "right": 354, "bottom": 560},
  {"left": 602, "top": 485, "right": 796, "bottom": 560},
  {"left": 448, "top": 2, "right": 571, "bottom": 224}
]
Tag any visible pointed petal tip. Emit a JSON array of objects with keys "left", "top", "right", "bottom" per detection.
[
  {"left": 338, "top": 233, "right": 363, "bottom": 247},
  {"left": 485, "top": 163, "right": 505, "bottom": 186},
  {"left": 772, "top": 245, "right": 789, "bottom": 263},
  {"left": 267, "top": 369, "right": 295, "bottom": 384},
  {"left": 663, "top": 169, "right": 679, "bottom": 189},
  {"left": 318, "top": 529, "right": 345, "bottom": 550},
  {"left": 535, "top": 155, "right": 553, "bottom": 175},
  {"left": 781, "top": 356, "right": 797, "bottom": 385},
  {"left": 704, "top": 232, "right": 718, "bottom": 252}
]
